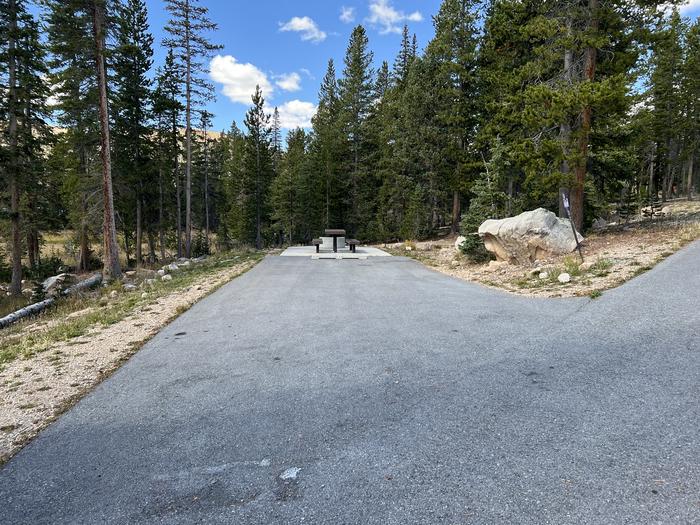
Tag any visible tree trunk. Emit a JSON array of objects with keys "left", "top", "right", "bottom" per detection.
[
  {"left": 559, "top": 20, "right": 573, "bottom": 218},
  {"left": 176, "top": 163, "right": 182, "bottom": 257},
  {"left": 135, "top": 196, "right": 143, "bottom": 267},
  {"left": 7, "top": 0, "right": 22, "bottom": 296},
  {"left": 184, "top": 0, "right": 193, "bottom": 258},
  {"left": 451, "top": 189, "right": 461, "bottom": 234},
  {"left": 92, "top": 0, "right": 121, "bottom": 280},
  {"left": 159, "top": 166, "right": 166, "bottom": 260},
  {"left": 204, "top": 127, "right": 210, "bottom": 251},
  {"left": 147, "top": 229, "right": 156, "bottom": 265},
  {"left": 571, "top": 0, "right": 599, "bottom": 231},
  {"left": 688, "top": 152, "right": 695, "bottom": 199}
]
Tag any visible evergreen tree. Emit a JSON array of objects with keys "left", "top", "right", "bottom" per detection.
[
  {"left": 271, "top": 129, "right": 307, "bottom": 244},
  {"left": 424, "top": 0, "right": 481, "bottom": 234},
  {"left": 112, "top": 0, "right": 154, "bottom": 267},
  {"left": 242, "top": 86, "right": 273, "bottom": 249},
  {"left": 45, "top": 0, "right": 102, "bottom": 272},
  {"left": 0, "top": 0, "right": 52, "bottom": 294},
  {"left": 338, "top": 25, "right": 375, "bottom": 236},
  {"left": 681, "top": 19, "right": 700, "bottom": 197},
  {"left": 152, "top": 47, "right": 183, "bottom": 259},
  {"left": 163, "top": 0, "right": 221, "bottom": 257},
  {"left": 309, "top": 59, "right": 343, "bottom": 229}
]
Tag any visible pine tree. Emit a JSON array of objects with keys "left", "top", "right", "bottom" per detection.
[
  {"left": 45, "top": 0, "right": 101, "bottom": 272},
  {"left": 271, "top": 129, "right": 307, "bottom": 244},
  {"left": 152, "top": 48, "right": 183, "bottom": 259},
  {"left": 338, "top": 25, "right": 375, "bottom": 235},
  {"left": 392, "top": 24, "right": 414, "bottom": 87},
  {"left": 424, "top": 0, "right": 481, "bottom": 234},
  {"left": 271, "top": 106, "right": 282, "bottom": 173},
  {"left": 89, "top": 0, "right": 121, "bottom": 279},
  {"left": 309, "top": 59, "right": 343, "bottom": 229},
  {"left": 113, "top": 0, "right": 154, "bottom": 267},
  {"left": 243, "top": 86, "right": 273, "bottom": 249},
  {"left": 681, "top": 19, "right": 700, "bottom": 197},
  {"left": 163, "top": 0, "right": 221, "bottom": 257},
  {"left": 0, "top": 0, "right": 51, "bottom": 294}
]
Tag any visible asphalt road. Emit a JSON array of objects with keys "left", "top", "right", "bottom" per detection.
[{"left": 1, "top": 244, "right": 699, "bottom": 524}]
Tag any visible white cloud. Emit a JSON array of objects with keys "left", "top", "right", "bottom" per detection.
[
  {"left": 276, "top": 72, "right": 302, "bottom": 92},
  {"left": 680, "top": 0, "right": 700, "bottom": 12},
  {"left": 271, "top": 100, "right": 317, "bottom": 129},
  {"left": 279, "top": 16, "right": 327, "bottom": 43},
  {"left": 366, "top": 0, "right": 422, "bottom": 35},
  {"left": 209, "top": 55, "right": 273, "bottom": 105},
  {"left": 340, "top": 6, "right": 355, "bottom": 23}
]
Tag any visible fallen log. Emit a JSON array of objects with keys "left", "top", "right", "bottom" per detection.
[{"left": 0, "top": 273, "right": 102, "bottom": 330}]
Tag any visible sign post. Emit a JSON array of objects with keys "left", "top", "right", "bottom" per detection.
[{"left": 561, "top": 190, "right": 584, "bottom": 263}]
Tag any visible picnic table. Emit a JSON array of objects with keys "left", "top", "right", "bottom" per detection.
[{"left": 324, "top": 229, "right": 346, "bottom": 253}]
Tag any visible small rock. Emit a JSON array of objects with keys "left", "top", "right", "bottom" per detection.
[
  {"left": 450, "top": 260, "right": 460, "bottom": 268},
  {"left": 161, "top": 274, "right": 173, "bottom": 282},
  {"left": 661, "top": 206, "right": 671, "bottom": 216},
  {"left": 454, "top": 236, "right": 466, "bottom": 252},
  {"left": 579, "top": 261, "right": 594, "bottom": 272},
  {"left": 157, "top": 269, "right": 165, "bottom": 277},
  {"left": 539, "top": 271, "right": 549, "bottom": 280},
  {"left": 167, "top": 263, "right": 179, "bottom": 272},
  {"left": 181, "top": 261, "right": 191, "bottom": 267},
  {"left": 141, "top": 292, "right": 148, "bottom": 299},
  {"left": 405, "top": 246, "right": 413, "bottom": 252},
  {"left": 109, "top": 290, "right": 118, "bottom": 298},
  {"left": 99, "top": 296, "right": 109, "bottom": 306},
  {"left": 145, "top": 279, "right": 156, "bottom": 287},
  {"left": 558, "top": 272, "right": 571, "bottom": 283},
  {"left": 488, "top": 260, "right": 506, "bottom": 269},
  {"left": 125, "top": 270, "right": 137, "bottom": 278},
  {"left": 123, "top": 284, "right": 138, "bottom": 292},
  {"left": 591, "top": 218, "right": 608, "bottom": 231}
]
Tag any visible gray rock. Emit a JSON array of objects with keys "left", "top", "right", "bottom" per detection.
[
  {"left": 591, "top": 218, "right": 607, "bottom": 231},
  {"left": 478, "top": 208, "right": 584, "bottom": 265},
  {"left": 454, "top": 236, "right": 466, "bottom": 252},
  {"left": 123, "top": 284, "right": 138, "bottom": 292},
  {"left": 558, "top": 272, "right": 571, "bottom": 283},
  {"left": 42, "top": 273, "right": 78, "bottom": 294},
  {"left": 161, "top": 274, "right": 173, "bottom": 282},
  {"left": 539, "top": 271, "right": 549, "bottom": 280},
  {"left": 157, "top": 269, "right": 165, "bottom": 277}
]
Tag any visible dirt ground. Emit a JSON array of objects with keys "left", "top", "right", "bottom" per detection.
[
  {"left": 383, "top": 200, "right": 700, "bottom": 298},
  {"left": 0, "top": 257, "right": 258, "bottom": 464}
]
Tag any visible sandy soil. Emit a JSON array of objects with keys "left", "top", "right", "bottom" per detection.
[
  {"left": 0, "top": 259, "right": 257, "bottom": 464},
  {"left": 383, "top": 200, "right": 700, "bottom": 298}
]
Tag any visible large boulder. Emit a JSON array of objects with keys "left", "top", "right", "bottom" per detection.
[{"left": 478, "top": 208, "right": 583, "bottom": 264}]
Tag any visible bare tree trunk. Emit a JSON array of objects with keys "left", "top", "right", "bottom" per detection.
[
  {"left": 184, "top": 0, "right": 193, "bottom": 258},
  {"left": 451, "top": 190, "right": 461, "bottom": 234},
  {"left": 559, "top": 22, "right": 573, "bottom": 218},
  {"left": 146, "top": 229, "right": 156, "bottom": 264},
  {"left": 92, "top": 0, "right": 121, "bottom": 280},
  {"left": 688, "top": 152, "right": 695, "bottom": 199},
  {"left": 255, "top": 140, "right": 262, "bottom": 250},
  {"left": 572, "top": 0, "right": 599, "bottom": 231},
  {"left": 204, "top": 126, "right": 210, "bottom": 250},
  {"left": 648, "top": 143, "right": 656, "bottom": 198},
  {"left": 159, "top": 166, "right": 166, "bottom": 260},
  {"left": 135, "top": 196, "right": 143, "bottom": 267},
  {"left": 176, "top": 163, "right": 182, "bottom": 257},
  {"left": 7, "top": 0, "right": 22, "bottom": 296}
]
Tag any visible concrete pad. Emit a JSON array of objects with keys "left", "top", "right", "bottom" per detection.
[{"left": 280, "top": 245, "right": 391, "bottom": 257}]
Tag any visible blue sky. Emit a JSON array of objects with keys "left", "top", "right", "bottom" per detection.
[{"left": 143, "top": 0, "right": 443, "bottom": 133}]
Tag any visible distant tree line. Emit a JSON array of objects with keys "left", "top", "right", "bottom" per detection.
[{"left": 1, "top": 0, "right": 699, "bottom": 296}]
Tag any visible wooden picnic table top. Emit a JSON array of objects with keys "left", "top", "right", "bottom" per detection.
[{"left": 324, "top": 229, "right": 346, "bottom": 236}]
